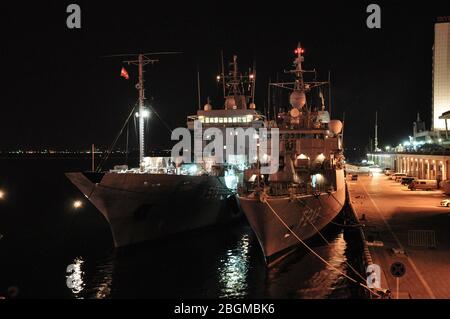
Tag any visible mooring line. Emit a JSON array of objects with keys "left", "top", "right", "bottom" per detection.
[
  {"left": 298, "top": 205, "right": 367, "bottom": 283},
  {"left": 263, "top": 198, "right": 380, "bottom": 298}
]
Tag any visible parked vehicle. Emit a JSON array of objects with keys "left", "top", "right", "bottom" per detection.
[
  {"left": 351, "top": 174, "right": 358, "bottom": 181},
  {"left": 384, "top": 168, "right": 392, "bottom": 175},
  {"left": 440, "top": 198, "right": 450, "bottom": 207},
  {"left": 441, "top": 180, "right": 450, "bottom": 195},
  {"left": 400, "top": 177, "right": 416, "bottom": 185},
  {"left": 408, "top": 179, "right": 438, "bottom": 191},
  {"left": 391, "top": 172, "right": 406, "bottom": 180}
]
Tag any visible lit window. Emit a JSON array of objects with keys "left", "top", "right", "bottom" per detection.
[
  {"left": 228, "top": 117, "right": 233, "bottom": 123},
  {"left": 205, "top": 117, "right": 210, "bottom": 123},
  {"left": 223, "top": 118, "right": 228, "bottom": 123},
  {"left": 219, "top": 117, "right": 224, "bottom": 123},
  {"left": 214, "top": 117, "right": 219, "bottom": 123},
  {"left": 233, "top": 117, "right": 237, "bottom": 123}
]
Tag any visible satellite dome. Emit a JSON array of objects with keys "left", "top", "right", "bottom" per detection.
[
  {"left": 328, "top": 120, "right": 343, "bottom": 135},
  {"left": 290, "top": 108, "right": 300, "bottom": 118},
  {"left": 290, "top": 90, "right": 306, "bottom": 109},
  {"left": 225, "top": 97, "right": 236, "bottom": 109}
]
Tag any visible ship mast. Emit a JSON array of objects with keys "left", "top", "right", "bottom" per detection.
[
  {"left": 99, "top": 51, "right": 180, "bottom": 169},
  {"left": 123, "top": 54, "right": 158, "bottom": 165},
  {"left": 374, "top": 110, "right": 379, "bottom": 152},
  {"left": 138, "top": 54, "right": 146, "bottom": 164},
  {"left": 294, "top": 44, "right": 305, "bottom": 92},
  {"left": 217, "top": 54, "right": 255, "bottom": 110}
]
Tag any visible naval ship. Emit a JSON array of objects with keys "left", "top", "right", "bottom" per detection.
[
  {"left": 238, "top": 46, "right": 346, "bottom": 265},
  {"left": 67, "top": 53, "right": 264, "bottom": 248}
]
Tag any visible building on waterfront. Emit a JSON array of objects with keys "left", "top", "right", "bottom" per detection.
[
  {"left": 432, "top": 18, "right": 450, "bottom": 132},
  {"left": 358, "top": 19, "right": 450, "bottom": 182},
  {"left": 408, "top": 18, "right": 450, "bottom": 145},
  {"left": 367, "top": 152, "right": 448, "bottom": 183}
]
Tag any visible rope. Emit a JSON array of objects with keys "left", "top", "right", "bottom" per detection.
[
  {"left": 296, "top": 200, "right": 367, "bottom": 283},
  {"left": 263, "top": 198, "right": 380, "bottom": 298},
  {"left": 293, "top": 193, "right": 366, "bottom": 281},
  {"left": 96, "top": 103, "right": 138, "bottom": 172},
  {"left": 148, "top": 103, "right": 173, "bottom": 134}
]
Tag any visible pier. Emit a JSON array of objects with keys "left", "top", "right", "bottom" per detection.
[{"left": 348, "top": 173, "right": 450, "bottom": 298}]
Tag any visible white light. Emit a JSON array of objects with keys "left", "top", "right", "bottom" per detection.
[
  {"left": 385, "top": 146, "right": 390, "bottom": 151},
  {"left": 403, "top": 141, "right": 411, "bottom": 146},
  {"left": 135, "top": 112, "right": 139, "bottom": 117},
  {"left": 297, "top": 154, "right": 308, "bottom": 160},
  {"left": 0, "top": 190, "right": 5, "bottom": 200},
  {"left": 73, "top": 200, "right": 83, "bottom": 209},
  {"left": 438, "top": 138, "right": 443, "bottom": 143},
  {"left": 317, "top": 153, "right": 325, "bottom": 162},
  {"left": 141, "top": 109, "right": 150, "bottom": 118},
  {"left": 188, "top": 165, "right": 198, "bottom": 175},
  {"left": 66, "top": 257, "right": 85, "bottom": 294}
]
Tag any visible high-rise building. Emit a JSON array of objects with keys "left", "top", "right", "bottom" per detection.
[{"left": 432, "top": 19, "right": 450, "bottom": 131}]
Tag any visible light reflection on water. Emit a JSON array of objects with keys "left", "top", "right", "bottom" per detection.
[
  {"left": 66, "top": 257, "right": 85, "bottom": 296},
  {"left": 265, "top": 231, "right": 352, "bottom": 299},
  {"left": 66, "top": 255, "right": 114, "bottom": 299},
  {"left": 218, "top": 233, "right": 251, "bottom": 298},
  {"left": 63, "top": 227, "right": 358, "bottom": 299}
]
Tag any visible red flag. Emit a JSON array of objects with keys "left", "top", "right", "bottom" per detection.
[{"left": 120, "top": 67, "right": 129, "bottom": 80}]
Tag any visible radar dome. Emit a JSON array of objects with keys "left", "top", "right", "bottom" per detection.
[
  {"left": 328, "top": 120, "right": 343, "bottom": 135},
  {"left": 290, "top": 90, "right": 306, "bottom": 109},
  {"left": 290, "top": 108, "right": 300, "bottom": 118},
  {"left": 225, "top": 97, "right": 236, "bottom": 109}
]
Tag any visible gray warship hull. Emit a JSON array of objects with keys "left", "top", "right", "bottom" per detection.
[
  {"left": 238, "top": 169, "right": 346, "bottom": 263},
  {"left": 66, "top": 172, "right": 241, "bottom": 247}
]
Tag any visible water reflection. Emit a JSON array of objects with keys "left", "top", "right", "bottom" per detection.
[
  {"left": 265, "top": 230, "right": 352, "bottom": 298},
  {"left": 218, "top": 233, "right": 251, "bottom": 298},
  {"left": 90, "top": 256, "right": 114, "bottom": 299},
  {"left": 65, "top": 255, "right": 114, "bottom": 299},
  {"left": 66, "top": 257, "right": 85, "bottom": 296},
  {"left": 296, "top": 232, "right": 348, "bottom": 298}
]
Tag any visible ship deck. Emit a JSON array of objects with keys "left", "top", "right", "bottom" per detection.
[{"left": 348, "top": 173, "right": 450, "bottom": 298}]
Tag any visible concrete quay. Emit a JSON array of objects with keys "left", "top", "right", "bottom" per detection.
[{"left": 347, "top": 174, "right": 450, "bottom": 299}]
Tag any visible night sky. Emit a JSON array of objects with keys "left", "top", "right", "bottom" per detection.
[{"left": 1, "top": 1, "right": 449, "bottom": 153}]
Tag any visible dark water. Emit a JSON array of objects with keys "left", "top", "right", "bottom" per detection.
[{"left": 0, "top": 157, "right": 364, "bottom": 299}]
